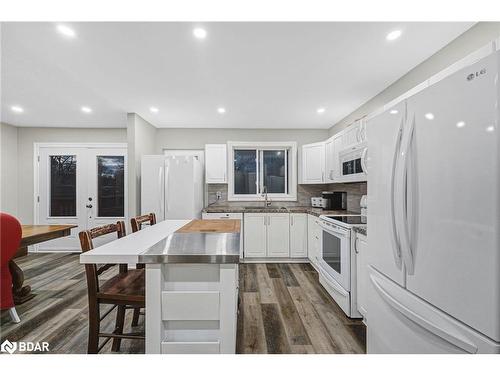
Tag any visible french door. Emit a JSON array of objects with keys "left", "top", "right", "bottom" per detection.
[{"left": 36, "top": 144, "right": 127, "bottom": 252}]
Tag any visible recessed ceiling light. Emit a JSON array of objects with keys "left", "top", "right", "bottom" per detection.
[
  {"left": 317, "top": 108, "right": 326, "bottom": 114},
  {"left": 456, "top": 121, "right": 466, "bottom": 128},
  {"left": 150, "top": 107, "right": 159, "bottom": 113},
  {"left": 217, "top": 107, "right": 226, "bottom": 114},
  {"left": 193, "top": 28, "right": 207, "bottom": 40},
  {"left": 56, "top": 24, "right": 76, "bottom": 38},
  {"left": 11, "top": 105, "right": 24, "bottom": 113},
  {"left": 81, "top": 106, "right": 92, "bottom": 113},
  {"left": 386, "top": 29, "right": 402, "bottom": 41},
  {"left": 486, "top": 125, "right": 495, "bottom": 132},
  {"left": 389, "top": 109, "right": 398, "bottom": 114},
  {"left": 425, "top": 113, "right": 435, "bottom": 120}
]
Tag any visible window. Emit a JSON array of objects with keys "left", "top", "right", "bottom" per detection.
[
  {"left": 97, "top": 156, "right": 125, "bottom": 217},
  {"left": 50, "top": 155, "right": 77, "bottom": 216},
  {"left": 228, "top": 142, "right": 297, "bottom": 201}
]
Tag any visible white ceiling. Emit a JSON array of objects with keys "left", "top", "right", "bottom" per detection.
[{"left": 1, "top": 22, "right": 474, "bottom": 129}]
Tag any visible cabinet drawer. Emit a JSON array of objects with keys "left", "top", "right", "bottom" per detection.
[
  {"left": 161, "top": 291, "right": 220, "bottom": 320},
  {"left": 161, "top": 341, "right": 220, "bottom": 354}
]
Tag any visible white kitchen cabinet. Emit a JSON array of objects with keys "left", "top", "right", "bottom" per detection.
[
  {"left": 324, "top": 136, "right": 335, "bottom": 183},
  {"left": 267, "top": 213, "right": 290, "bottom": 257},
  {"left": 301, "top": 142, "right": 325, "bottom": 184},
  {"left": 307, "top": 214, "right": 322, "bottom": 269},
  {"left": 243, "top": 213, "right": 267, "bottom": 258},
  {"left": 341, "top": 121, "right": 363, "bottom": 150},
  {"left": 244, "top": 213, "right": 290, "bottom": 258},
  {"left": 355, "top": 232, "right": 368, "bottom": 320},
  {"left": 290, "top": 213, "right": 308, "bottom": 258},
  {"left": 205, "top": 144, "right": 227, "bottom": 183}
]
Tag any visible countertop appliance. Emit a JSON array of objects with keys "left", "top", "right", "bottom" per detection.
[
  {"left": 141, "top": 155, "right": 204, "bottom": 220},
  {"left": 322, "top": 191, "right": 347, "bottom": 210},
  {"left": 311, "top": 197, "right": 325, "bottom": 208},
  {"left": 317, "top": 214, "right": 366, "bottom": 318},
  {"left": 365, "top": 47, "right": 500, "bottom": 353}
]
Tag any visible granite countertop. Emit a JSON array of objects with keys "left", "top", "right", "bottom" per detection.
[
  {"left": 352, "top": 226, "right": 367, "bottom": 236},
  {"left": 203, "top": 204, "right": 358, "bottom": 217}
]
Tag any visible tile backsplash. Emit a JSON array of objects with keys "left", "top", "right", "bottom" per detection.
[{"left": 206, "top": 182, "right": 367, "bottom": 213}]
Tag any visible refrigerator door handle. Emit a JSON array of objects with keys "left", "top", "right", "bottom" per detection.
[
  {"left": 164, "top": 164, "right": 170, "bottom": 214},
  {"left": 370, "top": 271, "right": 478, "bottom": 353},
  {"left": 158, "top": 166, "right": 164, "bottom": 219},
  {"left": 390, "top": 117, "right": 404, "bottom": 269},
  {"left": 361, "top": 147, "right": 368, "bottom": 175},
  {"left": 397, "top": 114, "right": 416, "bottom": 274}
]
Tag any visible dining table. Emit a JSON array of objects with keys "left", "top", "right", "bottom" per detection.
[{"left": 11, "top": 224, "right": 77, "bottom": 304}]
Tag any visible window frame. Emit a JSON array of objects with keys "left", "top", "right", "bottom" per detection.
[{"left": 227, "top": 141, "right": 297, "bottom": 201}]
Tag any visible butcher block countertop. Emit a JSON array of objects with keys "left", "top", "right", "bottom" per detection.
[{"left": 176, "top": 219, "right": 241, "bottom": 233}]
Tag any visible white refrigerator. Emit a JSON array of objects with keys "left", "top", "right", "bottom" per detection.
[
  {"left": 141, "top": 155, "right": 204, "bottom": 220},
  {"left": 365, "top": 48, "right": 500, "bottom": 353}
]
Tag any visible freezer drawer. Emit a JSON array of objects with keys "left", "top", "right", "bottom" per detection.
[{"left": 366, "top": 267, "right": 500, "bottom": 354}]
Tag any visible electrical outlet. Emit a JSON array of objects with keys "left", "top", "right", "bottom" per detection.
[{"left": 216, "top": 191, "right": 222, "bottom": 200}]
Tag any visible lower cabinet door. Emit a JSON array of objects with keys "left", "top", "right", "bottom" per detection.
[
  {"left": 290, "top": 213, "right": 308, "bottom": 257},
  {"left": 244, "top": 213, "right": 266, "bottom": 257},
  {"left": 267, "top": 213, "right": 290, "bottom": 257}
]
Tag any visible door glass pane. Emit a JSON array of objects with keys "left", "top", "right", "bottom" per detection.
[
  {"left": 50, "top": 155, "right": 77, "bottom": 216},
  {"left": 97, "top": 156, "right": 125, "bottom": 217},
  {"left": 263, "top": 150, "right": 286, "bottom": 193},
  {"left": 323, "top": 231, "right": 342, "bottom": 274},
  {"left": 234, "top": 150, "right": 257, "bottom": 194}
]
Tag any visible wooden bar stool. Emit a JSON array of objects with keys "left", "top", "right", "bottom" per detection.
[
  {"left": 130, "top": 212, "right": 157, "bottom": 233},
  {"left": 79, "top": 221, "right": 145, "bottom": 354},
  {"left": 129, "top": 212, "right": 156, "bottom": 326}
]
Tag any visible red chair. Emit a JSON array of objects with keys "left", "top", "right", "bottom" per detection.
[{"left": 0, "top": 212, "right": 22, "bottom": 323}]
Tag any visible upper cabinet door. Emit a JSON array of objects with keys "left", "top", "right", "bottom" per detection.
[
  {"left": 405, "top": 52, "right": 500, "bottom": 341},
  {"left": 205, "top": 144, "right": 227, "bottom": 183},
  {"left": 324, "top": 137, "right": 336, "bottom": 183},
  {"left": 267, "top": 213, "right": 290, "bottom": 258},
  {"left": 341, "top": 121, "right": 362, "bottom": 150},
  {"left": 301, "top": 142, "right": 325, "bottom": 184}
]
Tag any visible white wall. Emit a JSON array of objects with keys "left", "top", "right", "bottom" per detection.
[
  {"left": 127, "top": 113, "right": 157, "bottom": 217},
  {"left": 155, "top": 128, "right": 329, "bottom": 181},
  {"left": 329, "top": 22, "right": 500, "bottom": 135},
  {"left": 16, "top": 127, "right": 126, "bottom": 224},
  {"left": 0, "top": 122, "right": 19, "bottom": 216}
]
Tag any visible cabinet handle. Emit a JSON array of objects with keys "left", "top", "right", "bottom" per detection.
[
  {"left": 354, "top": 237, "right": 359, "bottom": 254},
  {"left": 322, "top": 172, "right": 325, "bottom": 182},
  {"left": 291, "top": 216, "right": 294, "bottom": 226}
]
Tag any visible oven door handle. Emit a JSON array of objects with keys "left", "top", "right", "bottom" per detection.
[{"left": 317, "top": 262, "right": 349, "bottom": 297}]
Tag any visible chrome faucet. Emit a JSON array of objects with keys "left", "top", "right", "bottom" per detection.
[{"left": 262, "top": 186, "right": 272, "bottom": 207}]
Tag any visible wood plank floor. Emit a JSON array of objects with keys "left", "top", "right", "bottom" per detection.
[{"left": 1, "top": 253, "right": 365, "bottom": 354}]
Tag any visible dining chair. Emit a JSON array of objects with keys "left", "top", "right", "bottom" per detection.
[
  {"left": 129, "top": 212, "right": 156, "bottom": 326},
  {"left": 0, "top": 212, "right": 22, "bottom": 323},
  {"left": 130, "top": 212, "right": 157, "bottom": 233},
  {"left": 79, "top": 221, "right": 145, "bottom": 353}
]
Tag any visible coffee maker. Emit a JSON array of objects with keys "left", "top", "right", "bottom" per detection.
[{"left": 321, "top": 191, "right": 347, "bottom": 210}]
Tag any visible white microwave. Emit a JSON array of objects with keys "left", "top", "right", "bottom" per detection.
[{"left": 339, "top": 142, "right": 367, "bottom": 180}]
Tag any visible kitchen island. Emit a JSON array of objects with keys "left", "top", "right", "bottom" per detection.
[{"left": 80, "top": 219, "right": 240, "bottom": 354}]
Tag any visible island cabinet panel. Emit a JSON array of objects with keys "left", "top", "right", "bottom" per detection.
[
  {"left": 161, "top": 291, "right": 220, "bottom": 320},
  {"left": 146, "top": 263, "right": 238, "bottom": 354},
  {"left": 161, "top": 341, "right": 220, "bottom": 354}
]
